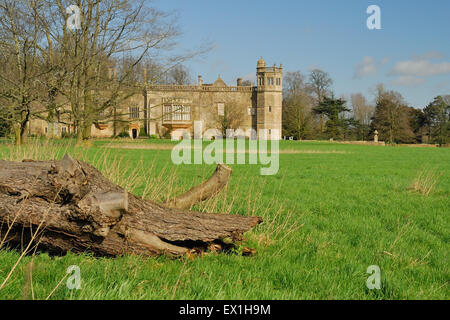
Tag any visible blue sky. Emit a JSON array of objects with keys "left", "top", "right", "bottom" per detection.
[{"left": 155, "top": 0, "right": 450, "bottom": 108}]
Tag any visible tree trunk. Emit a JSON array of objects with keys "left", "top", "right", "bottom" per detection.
[
  {"left": 0, "top": 155, "right": 262, "bottom": 257},
  {"left": 82, "top": 120, "right": 92, "bottom": 140},
  {"left": 14, "top": 125, "right": 21, "bottom": 146}
]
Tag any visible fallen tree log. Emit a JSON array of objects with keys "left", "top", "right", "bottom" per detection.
[
  {"left": 164, "top": 163, "right": 232, "bottom": 209},
  {"left": 0, "top": 155, "right": 262, "bottom": 257}
]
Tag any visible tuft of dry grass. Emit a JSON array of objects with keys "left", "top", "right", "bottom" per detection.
[
  {"left": 410, "top": 167, "right": 442, "bottom": 196},
  {"left": 0, "top": 139, "right": 72, "bottom": 161},
  {"left": 0, "top": 139, "right": 182, "bottom": 201}
]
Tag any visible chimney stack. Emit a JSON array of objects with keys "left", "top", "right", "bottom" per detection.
[
  {"left": 198, "top": 75, "right": 203, "bottom": 86},
  {"left": 237, "top": 78, "right": 243, "bottom": 86}
]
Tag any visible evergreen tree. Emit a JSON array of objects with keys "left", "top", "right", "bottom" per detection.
[
  {"left": 312, "top": 97, "right": 349, "bottom": 139},
  {"left": 423, "top": 96, "right": 450, "bottom": 145}
]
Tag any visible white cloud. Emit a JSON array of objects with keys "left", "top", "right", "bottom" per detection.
[
  {"left": 389, "top": 59, "right": 450, "bottom": 77},
  {"left": 391, "top": 76, "right": 425, "bottom": 87},
  {"left": 354, "top": 56, "right": 377, "bottom": 78}
]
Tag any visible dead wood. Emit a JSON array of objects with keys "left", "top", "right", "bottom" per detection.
[
  {"left": 0, "top": 155, "right": 262, "bottom": 257},
  {"left": 164, "top": 163, "right": 232, "bottom": 209}
]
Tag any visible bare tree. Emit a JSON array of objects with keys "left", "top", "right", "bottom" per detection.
[
  {"left": 308, "top": 69, "right": 333, "bottom": 104},
  {"left": 0, "top": 0, "right": 51, "bottom": 145},
  {"left": 165, "top": 64, "right": 192, "bottom": 85},
  {"left": 350, "top": 92, "right": 374, "bottom": 140},
  {"left": 282, "top": 71, "right": 315, "bottom": 140},
  {"left": 307, "top": 69, "right": 333, "bottom": 132},
  {"left": 20, "top": 0, "right": 210, "bottom": 144},
  {"left": 39, "top": 1, "right": 178, "bottom": 143}
]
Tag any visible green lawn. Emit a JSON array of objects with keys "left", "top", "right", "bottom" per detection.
[{"left": 0, "top": 139, "right": 448, "bottom": 300}]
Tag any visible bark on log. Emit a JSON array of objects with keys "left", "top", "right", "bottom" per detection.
[
  {"left": 164, "top": 163, "right": 232, "bottom": 209},
  {"left": 0, "top": 155, "right": 262, "bottom": 257}
]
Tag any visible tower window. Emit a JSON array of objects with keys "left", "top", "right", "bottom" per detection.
[
  {"left": 269, "top": 106, "right": 272, "bottom": 112},
  {"left": 276, "top": 78, "right": 281, "bottom": 85},
  {"left": 268, "top": 77, "right": 274, "bottom": 85}
]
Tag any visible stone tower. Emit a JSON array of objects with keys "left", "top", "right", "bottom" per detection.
[{"left": 256, "top": 57, "right": 283, "bottom": 139}]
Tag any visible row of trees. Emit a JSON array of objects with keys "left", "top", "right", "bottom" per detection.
[
  {"left": 0, "top": 0, "right": 206, "bottom": 145},
  {"left": 282, "top": 70, "right": 449, "bottom": 144}
]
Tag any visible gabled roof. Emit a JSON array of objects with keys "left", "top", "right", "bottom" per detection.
[{"left": 213, "top": 75, "right": 227, "bottom": 87}]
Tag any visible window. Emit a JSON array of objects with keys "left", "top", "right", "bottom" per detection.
[
  {"left": 269, "top": 106, "right": 272, "bottom": 112},
  {"left": 172, "top": 105, "right": 183, "bottom": 121},
  {"left": 268, "top": 77, "right": 274, "bottom": 85},
  {"left": 163, "top": 106, "right": 171, "bottom": 121},
  {"left": 259, "top": 77, "right": 265, "bottom": 86},
  {"left": 217, "top": 103, "right": 225, "bottom": 116},
  {"left": 163, "top": 105, "right": 191, "bottom": 121},
  {"left": 182, "top": 106, "right": 191, "bottom": 120},
  {"left": 276, "top": 78, "right": 281, "bottom": 86},
  {"left": 129, "top": 107, "right": 140, "bottom": 119}
]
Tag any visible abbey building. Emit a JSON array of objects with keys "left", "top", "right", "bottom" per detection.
[{"left": 28, "top": 58, "right": 283, "bottom": 140}]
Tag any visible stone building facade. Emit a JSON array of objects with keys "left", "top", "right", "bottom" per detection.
[{"left": 28, "top": 58, "right": 283, "bottom": 140}]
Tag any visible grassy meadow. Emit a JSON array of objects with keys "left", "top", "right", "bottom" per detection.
[{"left": 0, "top": 138, "right": 448, "bottom": 300}]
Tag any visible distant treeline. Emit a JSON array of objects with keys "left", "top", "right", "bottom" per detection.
[{"left": 282, "top": 70, "right": 449, "bottom": 145}]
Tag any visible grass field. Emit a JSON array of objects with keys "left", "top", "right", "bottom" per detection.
[{"left": 0, "top": 138, "right": 448, "bottom": 300}]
